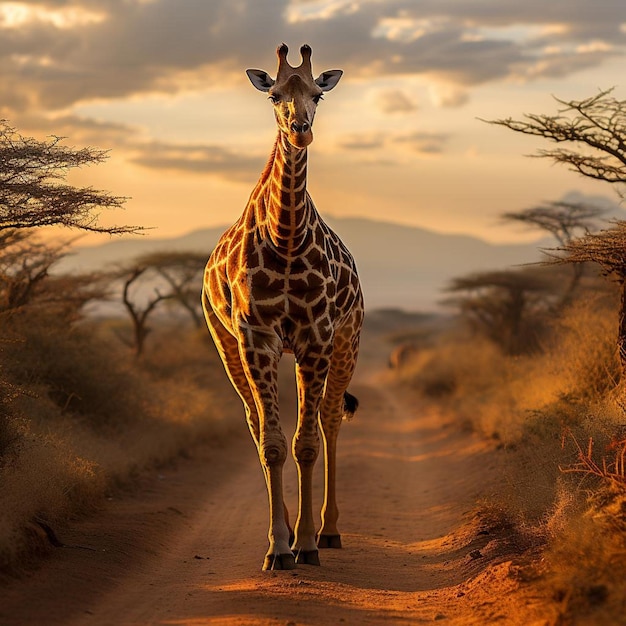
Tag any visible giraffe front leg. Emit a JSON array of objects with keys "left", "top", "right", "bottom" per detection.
[
  {"left": 260, "top": 410, "right": 294, "bottom": 571},
  {"left": 204, "top": 300, "right": 295, "bottom": 562},
  {"left": 203, "top": 301, "right": 261, "bottom": 441},
  {"left": 291, "top": 355, "right": 330, "bottom": 566},
  {"left": 237, "top": 329, "right": 295, "bottom": 571},
  {"left": 262, "top": 440, "right": 295, "bottom": 571}
]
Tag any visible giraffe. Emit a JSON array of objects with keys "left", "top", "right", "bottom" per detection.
[{"left": 202, "top": 43, "right": 363, "bottom": 571}]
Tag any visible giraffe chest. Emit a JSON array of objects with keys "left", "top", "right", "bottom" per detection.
[
  {"left": 245, "top": 254, "right": 334, "bottom": 318},
  {"left": 206, "top": 224, "right": 361, "bottom": 344}
]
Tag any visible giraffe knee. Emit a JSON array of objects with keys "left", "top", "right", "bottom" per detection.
[
  {"left": 293, "top": 439, "right": 320, "bottom": 465},
  {"left": 261, "top": 440, "right": 288, "bottom": 466}
]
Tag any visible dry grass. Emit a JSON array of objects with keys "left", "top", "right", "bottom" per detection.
[
  {"left": 396, "top": 285, "right": 626, "bottom": 622},
  {"left": 398, "top": 292, "right": 619, "bottom": 443},
  {"left": 0, "top": 311, "right": 227, "bottom": 574},
  {"left": 543, "top": 484, "right": 626, "bottom": 623}
]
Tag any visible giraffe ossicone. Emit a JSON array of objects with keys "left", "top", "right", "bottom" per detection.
[{"left": 202, "top": 43, "right": 363, "bottom": 571}]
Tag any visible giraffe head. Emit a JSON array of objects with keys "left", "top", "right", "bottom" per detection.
[{"left": 247, "top": 44, "right": 342, "bottom": 149}]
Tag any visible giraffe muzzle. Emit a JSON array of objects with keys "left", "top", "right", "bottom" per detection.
[
  {"left": 288, "top": 121, "right": 313, "bottom": 148},
  {"left": 290, "top": 121, "right": 310, "bottom": 134}
]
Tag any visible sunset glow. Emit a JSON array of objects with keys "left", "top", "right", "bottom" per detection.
[{"left": 1, "top": 0, "right": 624, "bottom": 244}]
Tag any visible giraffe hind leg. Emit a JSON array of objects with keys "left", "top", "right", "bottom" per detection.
[
  {"left": 317, "top": 320, "right": 361, "bottom": 549},
  {"left": 317, "top": 390, "right": 356, "bottom": 550},
  {"left": 316, "top": 534, "right": 342, "bottom": 549}
]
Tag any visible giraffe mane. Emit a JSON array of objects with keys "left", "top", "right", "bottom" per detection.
[{"left": 259, "top": 136, "right": 279, "bottom": 183}]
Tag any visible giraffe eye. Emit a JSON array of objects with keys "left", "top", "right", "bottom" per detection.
[
  {"left": 268, "top": 94, "right": 280, "bottom": 104},
  {"left": 313, "top": 94, "right": 324, "bottom": 104}
]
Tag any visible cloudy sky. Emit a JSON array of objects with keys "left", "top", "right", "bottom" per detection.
[{"left": 2, "top": 0, "right": 625, "bottom": 244}]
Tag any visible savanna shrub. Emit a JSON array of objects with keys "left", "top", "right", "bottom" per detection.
[{"left": 1, "top": 311, "right": 146, "bottom": 432}]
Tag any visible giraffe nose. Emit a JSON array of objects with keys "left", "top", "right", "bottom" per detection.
[{"left": 290, "top": 121, "right": 310, "bottom": 133}]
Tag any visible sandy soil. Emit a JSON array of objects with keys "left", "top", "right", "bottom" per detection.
[{"left": 0, "top": 339, "right": 553, "bottom": 625}]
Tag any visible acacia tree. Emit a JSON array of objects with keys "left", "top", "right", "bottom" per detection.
[
  {"left": 0, "top": 231, "right": 62, "bottom": 312},
  {"left": 487, "top": 89, "right": 626, "bottom": 188},
  {"left": 0, "top": 229, "right": 110, "bottom": 321},
  {"left": 445, "top": 269, "right": 555, "bottom": 355},
  {"left": 114, "top": 249, "right": 208, "bottom": 356},
  {"left": 0, "top": 120, "right": 141, "bottom": 313},
  {"left": 502, "top": 200, "right": 607, "bottom": 307},
  {"left": 502, "top": 201, "right": 605, "bottom": 247},
  {"left": 548, "top": 223, "right": 626, "bottom": 379},
  {"left": 135, "top": 251, "right": 207, "bottom": 327},
  {"left": 0, "top": 120, "right": 139, "bottom": 235},
  {"left": 489, "top": 89, "right": 626, "bottom": 381},
  {"left": 0, "top": 121, "right": 143, "bottom": 334},
  {"left": 117, "top": 265, "right": 174, "bottom": 358}
]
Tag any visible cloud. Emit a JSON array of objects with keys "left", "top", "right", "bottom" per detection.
[
  {"left": 15, "top": 113, "right": 264, "bottom": 182},
  {"left": 394, "top": 131, "right": 448, "bottom": 155},
  {"left": 1, "top": 0, "right": 624, "bottom": 119},
  {"left": 19, "top": 114, "right": 138, "bottom": 146},
  {"left": 130, "top": 142, "right": 263, "bottom": 181},
  {"left": 337, "top": 129, "right": 448, "bottom": 157},
  {"left": 510, "top": 46, "right": 619, "bottom": 81},
  {"left": 0, "top": 3, "right": 106, "bottom": 29},
  {"left": 337, "top": 132, "right": 385, "bottom": 151},
  {"left": 374, "top": 89, "right": 418, "bottom": 114},
  {"left": 427, "top": 83, "right": 470, "bottom": 108},
  {"left": 285, "top": 0, "right": 360, "bottom": 23}
]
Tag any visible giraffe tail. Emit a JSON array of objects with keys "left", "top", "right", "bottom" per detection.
[{"left": 342, "top": 391, "right": 359, "bottom": 421}]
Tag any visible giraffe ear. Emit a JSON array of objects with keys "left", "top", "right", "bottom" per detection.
[
  {"left": 246, "top": 69, "right": 275, "bottom": 92},
  {"left": 315, "top": 70, "right": 343, "bottom": 92}
]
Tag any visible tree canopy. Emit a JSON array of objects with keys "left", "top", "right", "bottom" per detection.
[
  {"left": 501, "top": 200, "right": 606, "bottom": 247},
  {"left": 488, "top": 89, "right": 626, "bottom": 189},
  {"left": 0, "top": 119, "right": 140, "bottom": 235}
]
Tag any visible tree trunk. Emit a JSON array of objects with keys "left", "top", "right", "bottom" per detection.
[
  {"left": 506, "top": 288, "right": 525, "bottom": 355},
  {"left": 619, "top": 279, "right": 626, "bottom": 381},
  {"left": 134, "top": 321, "right": 149, "bottom": 358},
  {"left": 183, "top": 300, "right": 203, "bottom": 328},
  {"left": 558, "top": 263, "right": 584, "bottom": 311}
]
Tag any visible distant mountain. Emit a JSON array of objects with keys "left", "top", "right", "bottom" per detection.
[
  {"left": 57, "top": 216, "right": 544, "bottom": 311},
  {"left": 325, "top": 217, "right": 542, "bottom": 309}
]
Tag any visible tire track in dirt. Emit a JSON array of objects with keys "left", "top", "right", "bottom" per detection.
[{"left": 1, "top": 352, "right": 547, "bottom": 625}]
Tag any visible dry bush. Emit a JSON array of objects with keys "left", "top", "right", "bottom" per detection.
[
  {"left": 0, "top": 312, "right": 226, "bottom": 574},
  {"left": 0, "top": 380, "right": 27, "bottom": 457},
  {"left": 402, "top": 292, "right": 618, "bottom": 443},
  {"left": 139, "top": 322, "right": 222, "bottom": 381},
  {"left": 397, "top": 326, "right": 556, "bottom": 441},
  {"left": 560, "top": 426, "right": 626, "bottom": 489},
  {"left": 397, "top": 291, "right": 621, "bottom": 530},
  {"left": 396, "top": 329, "right": 506, "bottom": 405},
  {"left": 398, "top": 288, "right": 626, "bottom": 620},
  {"left": 543, "top": 484, "right": 626, "bottom": 623},
  {"left": 543, "top": 294, "right": 619, "bottom": 401},
  {"left": 1, "top": 312, "right": 146, "bottom": 432}
]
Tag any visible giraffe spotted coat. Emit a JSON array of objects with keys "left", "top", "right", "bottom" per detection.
[{"left": 202, "top": 43, "right": 363, "bottom": 571}]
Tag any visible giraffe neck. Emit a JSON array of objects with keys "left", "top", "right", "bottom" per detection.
[{"left": 258, "top": 132, "right": 311, "bottom": 252}]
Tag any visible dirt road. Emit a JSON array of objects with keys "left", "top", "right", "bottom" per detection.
[{"left": 1, "top": 347, "right": 548, "bottom": 625}]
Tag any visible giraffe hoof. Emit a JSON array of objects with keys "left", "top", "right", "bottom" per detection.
[
  {"left": 317, "top": 534, "right": 342, "bottom": 549},
  {"left": 262, "top": 552, "right": 296, "bottom": 571},
  {"left": 294, "top": 549, "right": 320, "bottom": 566}
]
